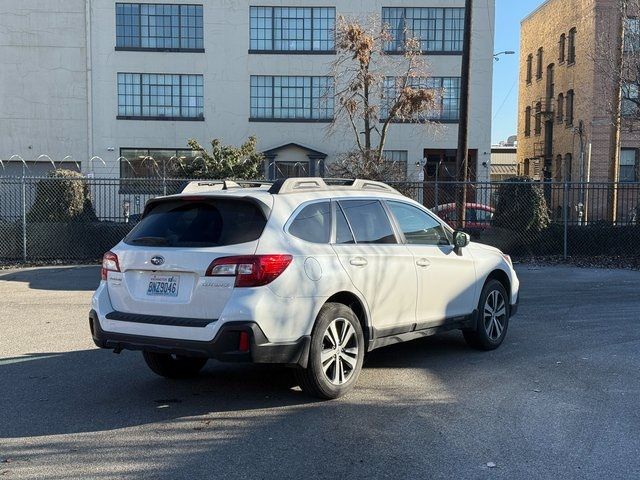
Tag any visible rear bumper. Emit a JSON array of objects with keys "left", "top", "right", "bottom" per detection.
[{"left": 89, "top": 310, "right": 310, "bottom": 367}]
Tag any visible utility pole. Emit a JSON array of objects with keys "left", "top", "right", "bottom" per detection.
[
  {"left": 455, "top": 0, "right": 473, "bottom": 229},
  {"left": 608, "top": 0, "right": 628, "bottom": 223}
]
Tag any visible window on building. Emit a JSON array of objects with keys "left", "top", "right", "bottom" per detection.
[
  {"left": 382, "top": 150, "right": 408, "bottom": 179},
  {"left": 338, "top": 200, "right": 397, "bottom": 244},
  {"left": 116, "top": 3, "right": 204, "bottom": 51},
  {"left": 567, "top": 27, "right": 576, "bottom": 64},
  {"left": 250, "top": 76, "right": 334, "bottom": 121},
  {"left": 566, "top": 89, "right": 574, "bottom": 126},
  {"left": 564, "top": 153, "right": 573, "bottom": 181},
  {"left": 382, "top": 7, "right": 465, "bottom": 53},
  {"left": 117, "top": 73, "right": 204, "bottom": 120},
  {"left": 620, "top": 149, "right": 638, "bottom": 182},
  {"left": 622, "top": 82, "right": 639, "bottom": 117},
  {"left": 249, "top": 7, "right": 336, "bottom": 52},
  {"left": 554, "top": 155, "right": 563, "bottom": 181},
  {"left": 546, "top": 63, "right": 555, "bottom": 99},
  {"left": 526, "top": 54, "right": 533, "bottom": 84},
  {"left": 559, "top": 33, "right": 566, "bottom": 63},
  {"left": 288, "top": 202, "right": 332, "bottom": 243},
  {"left": 119, "top": 147, "right": 199, "bottom": 193},
  {"left": 274, "top": 161, "right": 310, "bottom": 179},
  {"left": 524, "top": 106, "right": 532, "bottom": 137},
  {"left": 382, "top": 77, "right": 461, "bottom": 122},
  {"left": 624, "top": 18, "right": 640, "bottom": 52},
  {"left": 534, "top": 102, "right": 542, "bottom": 135},
  {"left": 556, "top": 93, "right": 564, "bottom": 123},
  {"left": 536, "top": 47, "right": 544, "bottom": 80}
]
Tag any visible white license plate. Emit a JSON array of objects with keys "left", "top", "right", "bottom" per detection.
[{"left": 147, "top": 275, "right": 180, "bottom": 297}]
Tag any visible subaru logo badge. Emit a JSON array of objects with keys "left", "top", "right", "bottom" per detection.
[{"left": 150, "top": 256, "right": 165, "bottom": 266}]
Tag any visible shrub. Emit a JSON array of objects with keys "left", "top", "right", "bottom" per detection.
[
  {"left": 27, "top": 169, "right": 97, "bottom": 223},
  {"left": 493, "top": 178, "right": 550, "bottom": 233}
]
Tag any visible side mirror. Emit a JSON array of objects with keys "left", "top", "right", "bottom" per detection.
[{"left": 453, "top": 231, "right": 470, "bottom": 255}]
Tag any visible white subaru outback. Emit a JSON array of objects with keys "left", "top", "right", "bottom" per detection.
[{"left": 90, "top": 178, "right": 519, "bottom": 399}]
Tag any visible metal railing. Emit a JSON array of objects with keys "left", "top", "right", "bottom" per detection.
[{"left": 0, "top": 176, "right": 639, "bottom": 262}]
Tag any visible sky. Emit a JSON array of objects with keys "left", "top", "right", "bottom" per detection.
[{"left": 491, "top": 0, "right": 547, "bottom": 145}]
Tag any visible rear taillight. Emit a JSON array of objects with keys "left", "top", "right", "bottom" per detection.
[
  {"left": 101, "top": 251, "right": 120, "bottom": 280},
  {"left": 206, "top": 255, "right": 293, "bottom": 288}
]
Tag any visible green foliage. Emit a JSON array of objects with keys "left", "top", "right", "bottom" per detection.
[
  {"left": 493, "top": 178, "right": 550, "bottom": 233},
  {"left": 177, "top": 136, "right": 264, "bottom": 180},
  {"left": 27, "top": 169, "right": 97, "bottom": 223}
]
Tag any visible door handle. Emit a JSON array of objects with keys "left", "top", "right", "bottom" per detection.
[
  {"left": 349, "top": 257, "right": 368, "bottom": 267},
  {"left": 416, "top": 258, "right": 431, "bottom": 268}
]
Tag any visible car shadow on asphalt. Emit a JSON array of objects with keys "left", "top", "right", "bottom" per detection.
[
  {"left": 0, "top": 266, "right": 101, "bottom": 292},
  {"left": 0, "top": 332, "right": 482, "bottom": 440}
]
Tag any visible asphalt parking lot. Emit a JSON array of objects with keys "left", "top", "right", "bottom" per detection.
[{"left": 1, "top": 265, "right": 639, "bottom": 479}]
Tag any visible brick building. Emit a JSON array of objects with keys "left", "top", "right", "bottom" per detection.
[{"left": 518, "top": 0, "right": 639, "bottom": 222}]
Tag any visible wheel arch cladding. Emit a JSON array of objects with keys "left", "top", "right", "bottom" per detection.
[
  {"left": 325, "top": 291, "right": 370, "bottom": 345},
  {"left": 486, "top": 269, "right": 511, "bottom": 297}
]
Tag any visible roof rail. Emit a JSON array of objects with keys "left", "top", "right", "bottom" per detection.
[
  {"left": 268, "top": 177, "right": 401, "bottom": 195},
  {"left": 182, "top": 180, "right": 271, "bottom": 194}
]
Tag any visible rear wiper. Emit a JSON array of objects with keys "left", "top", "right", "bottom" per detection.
[{"left": 130, "top": 236, "right": 169, "bottom": 246}]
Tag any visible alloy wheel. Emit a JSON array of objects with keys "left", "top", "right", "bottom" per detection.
[
  {"left": 321, "top": 317, "right": 359, "bottom": 386},
  {"left": 483, "top": 290, "right": 507, "bottom": 341}
]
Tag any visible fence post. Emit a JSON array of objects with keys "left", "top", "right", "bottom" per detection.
[
  {"left": 563, "top": 180, "right": 569, "bottom": 260},
  {"left": 21, "top": 174, "right": 27, "bottom": 261}
]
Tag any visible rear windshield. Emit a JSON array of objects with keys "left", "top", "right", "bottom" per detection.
[{"left": 124, "top": 199, "right": 267, "bottom": 248}]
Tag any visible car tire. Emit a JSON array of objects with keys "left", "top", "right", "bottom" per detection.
[
  {"left": 463, "top": 279, "right": 510, "bottom": 351},
  {"left": 295, "top": 303, "right": 365, "bottom": 400},
  {"left": 142, "top": 351, "right": 208, "bottom": 379}
]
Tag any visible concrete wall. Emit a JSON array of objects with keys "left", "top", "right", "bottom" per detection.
[
  {"left": 88, "top": 0, "right": 495, "bottom": 180},
  {"left": 0, "top": 0, "right": 89, "bottom": 165},
  {"left": 0, "top": 0, "right": 495, "bottom": 181}
]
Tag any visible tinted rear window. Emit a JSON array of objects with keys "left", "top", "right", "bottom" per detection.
[
  {"left": 124, "top": 199, "right": 267, "bottom": 247},
  {"left": 288, "top": 202, "right": 331, "bottom": 244}
]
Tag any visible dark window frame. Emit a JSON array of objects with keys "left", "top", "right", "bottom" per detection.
[
  {"left": 556, "top": 92, "right": 564, "bottom": 123},
  {"left": 526, "top": 54, "right": 533, "bottom": 84},
  {"left": 381, "top": 76, "right": 461, "bottom": 123},
  {"left": 534, "top": 102, "right": 542, "bottom": 135},
  {"left": 565, "top": 89, "right": 574, "bottom": 126},
  {"left": 620, "top": 148, "right": 639, "bottom": 182},
  {"left": 250, "top": 75, "right": 334, "bottom": 122},
  {"left": 117, "top": 72, "right": 204, "bottom": 121},
  {"left": 115, "top": 3, "right": 204, "bottom": 52},
  {"left": 524, "top": 106, "right": 532, "bottom": 137},
  {"left": 382, "top": 7, "right": 465, "bottom": 54},
  {"left": 567, "top": 27, "right": 576, "bottom": 64},
  {"left": 118, "top": 147, "right": 197, "bottom": 194},
  {"left": 536, "top": 47, "right": 544, "bottom": 80},
  {"left": 249, "top": 6, "right": 336, "bottom": 54},
  {"left": 559, "top": 33, "right": 566, "bottom": 63}
]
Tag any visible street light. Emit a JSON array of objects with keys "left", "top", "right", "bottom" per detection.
[{"left": 493, "top": 50, "right": 515, "bottom": 61}]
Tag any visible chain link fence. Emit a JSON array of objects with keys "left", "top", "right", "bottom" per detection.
[{"left": 0, "top": 175, "right": 639, "bottom": 263}]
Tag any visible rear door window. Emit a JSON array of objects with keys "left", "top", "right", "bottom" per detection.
[
  {"left": 338, "top": 200, "right": 397, "bottom": 244},
  {"left": 288, "top": 202, "right": 331, "bottom": 244},
  {"left": 124, "top": 199, "right": 267, "bottom": 247}
]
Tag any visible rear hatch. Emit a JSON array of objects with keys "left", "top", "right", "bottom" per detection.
[{"left": 106, "top": 195, "right": 270, "bottom": 320}]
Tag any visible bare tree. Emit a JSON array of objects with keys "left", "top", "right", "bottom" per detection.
[
  {"left": 592, "top": 0, "right": 639, "bottom": 220},
  {"left": 327, "top": 16, "right": 438, "bottom": 180},
  {"left": 593, "top": 0, "right": 640, "bottom": 125}
]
